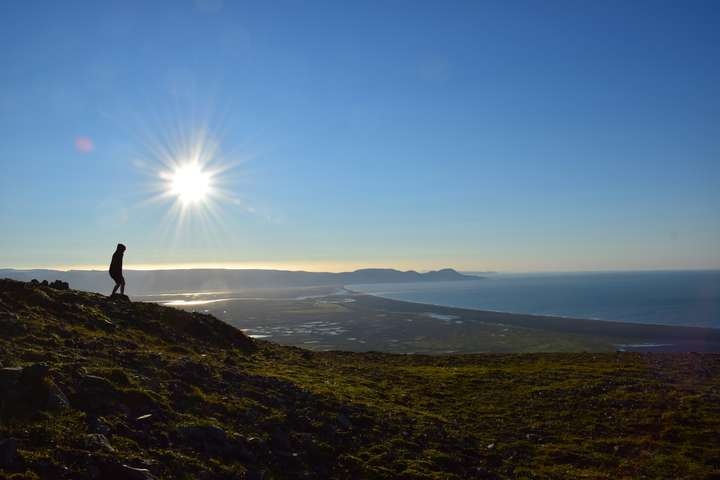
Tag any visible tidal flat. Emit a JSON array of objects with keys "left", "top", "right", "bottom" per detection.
[{"left": 146, "top": 288, "right": 720, "bottom": 354}]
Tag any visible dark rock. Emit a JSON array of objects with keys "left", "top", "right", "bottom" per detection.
[
  {"left": 111, "top": 294, "right": 132, "bottom": 302},
  {"left": 177, "top": 424, "right": 230, "bottom": 453},
  {"left": 119, "top": 464, "right": 157, "bottom": 479},
  {"left": 0, "top": 438, "right": 18, "bottom": 467},
  {"left": 49, "top": 280, "right": 70, "bottom": 290},
  {"left": 245, "top": 469, "right": 265, "bottom": 480},
  {"left": 0, "top": 311, "right": 26, "bottom": 337},
  {"left": 337, "top": 413, "right": 352, "bottom": 429},
  {"left": 22, "top": 362, "right": 49, "bottom": 381},
  {"left": 80, "top": 374, "right": 117, "bottom": 392},
  {"left": 47, "top": 382, "right": 70, "bottom": 410},
  {"left": 35, "top": 459, "right": 70, "bottom": 478},
  {"left": 87, "top": 415, "right": 112, "bottom": 434},
  {"left": 83, "top": 433, "right": 115, "bottom": 452},
  {"left": 270, "top": 428, "right": 291, "bottom": 451},
  {"left": 97, "top": 460, "right": 158, "bottom": 480},
  {"left": 172, "top": 360, "right": 214, "bottom": 385},
  {"left": 71, "top": 374, "right": 119, "bottom": 414},
  {"left": 155, "top": 431, "right": 170, "bottom": 449},
  {"left": 81, "top": 455, "right": 102, "bottom": 480},
  {"left": 246, "top": 436, "right": 264, "bottom": 448},
  {"left": 0, "top": 364, "right": 69, "bottom": 416}
]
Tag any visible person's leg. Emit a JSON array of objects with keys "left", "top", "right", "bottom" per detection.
[
  {"left": 111, "top": 281, "right": 119, "bottom": 296},
  {"left": 120, "top": 276, "right": 125, "bottom": 295}
]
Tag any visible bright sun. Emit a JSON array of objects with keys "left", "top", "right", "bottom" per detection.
[
  {"left": 169, "top": 163, "right": 211, "bottom": 204},
  {"left": 144, "top": 126, "right": 239, "bottom": 229}
]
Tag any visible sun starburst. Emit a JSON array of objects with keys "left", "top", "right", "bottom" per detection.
[
  {"left": 135, "top": 121, "right": 246, "bottom": 241},
  {"left": 166, "top": 162, "right": 212, "bottom": 205}
]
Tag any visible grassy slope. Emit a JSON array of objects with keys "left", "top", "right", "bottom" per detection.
[{"left": 1, "top": 279, "right": 719, "bottom": 479}]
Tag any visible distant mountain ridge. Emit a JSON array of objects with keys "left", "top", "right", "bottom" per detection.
[{"left": 0, "top": 267, "right": 477, "bottom": 295}]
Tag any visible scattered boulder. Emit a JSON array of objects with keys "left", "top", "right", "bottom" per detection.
[
  {"left": 0, "top": 364, "right": 69, "bottom": 416},
  {"left": 87, "top": 415, "right": 112, "bottom": 435},
  {"left": 47, "top": 382, "right": 70, "bottom": 410},
  {"left": 49, "top": 280, "right": 70, "bottom": 290},
  {"left": 79, "top": 374, "right": 117, "bottom": 393},
  {"left": 83, "top": 433, "right": 115, "bottom": 452},
  {"left": 172, "top": 360, "right": 214, "bottom": 386},
  {"left": 71, "top": 374, "right": 120, "bottom": 414},
  {"left": 79, "top": 375, "right": 117, "bottom": 401}
]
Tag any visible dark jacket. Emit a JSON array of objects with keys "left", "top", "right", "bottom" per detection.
[{"left": 109, "top": 251, "right": 124, "bottom": 276}]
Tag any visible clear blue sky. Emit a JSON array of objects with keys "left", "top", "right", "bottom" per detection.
[{"left": 1, "top": 0, "right": 718, "bottom": 272}]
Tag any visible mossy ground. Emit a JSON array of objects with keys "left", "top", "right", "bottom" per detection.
[{"left": 1, "top": 279, "right": 719, "bottom": 479}]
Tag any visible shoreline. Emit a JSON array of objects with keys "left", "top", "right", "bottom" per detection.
[
  {"left": 342, "top": 290, "right": 720, "bottom": 352},
  {"left": 343, "top": 285, "right": 720, "bottom": 331},
  {"left": 153, "top": 286, "right": 720, "bottom": 353}
]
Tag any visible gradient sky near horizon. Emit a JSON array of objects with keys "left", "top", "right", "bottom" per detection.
[{"left": 1, "top": 0, "right": 719, "bottom": 273}]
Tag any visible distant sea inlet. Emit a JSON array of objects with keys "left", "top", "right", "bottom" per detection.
[{"left": 349, "top": 270, "right": 720, "bottom": 329}]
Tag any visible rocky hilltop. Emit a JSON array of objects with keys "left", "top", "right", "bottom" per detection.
[{"left": 1, "top": 278, "right": 719, "bottom": 479}]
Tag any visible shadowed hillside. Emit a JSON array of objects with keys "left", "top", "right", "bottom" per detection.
[{"left": 1, "top": 279, "right": 719, "bottom": 479}]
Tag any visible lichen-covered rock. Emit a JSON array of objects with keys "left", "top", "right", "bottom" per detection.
[{"left": 47, "top": 381, "right": 70, "bottom": 410}]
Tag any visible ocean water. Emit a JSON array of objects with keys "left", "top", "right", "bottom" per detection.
[{"left": 349, "top": 271, "right": 720, "bottom": 329}]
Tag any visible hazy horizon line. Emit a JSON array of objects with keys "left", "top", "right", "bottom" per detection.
[{"left": 2, "top": 264, "right": 718, "bottom": 275}]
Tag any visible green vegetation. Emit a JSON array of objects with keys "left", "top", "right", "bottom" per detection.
[{"left": 1, "top": 279, "right": 719, "bottom": 479}]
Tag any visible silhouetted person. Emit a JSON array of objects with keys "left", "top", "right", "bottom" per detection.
[{"left": 109, "top": 243, "right": 126, "bottom": 296}]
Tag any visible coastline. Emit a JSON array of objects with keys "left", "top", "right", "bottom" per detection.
[
  {"left": 345, "top": 286, "right": 720, "bottom": 329},
  {"left": 156, "top": 286, "right": 720, "bottom": 353},
  {"left": 340, "top": 289, "right": 720, "bottom": 352},
  {"left": 344, "top": 272, "right": 720, "bottom": 330}
]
